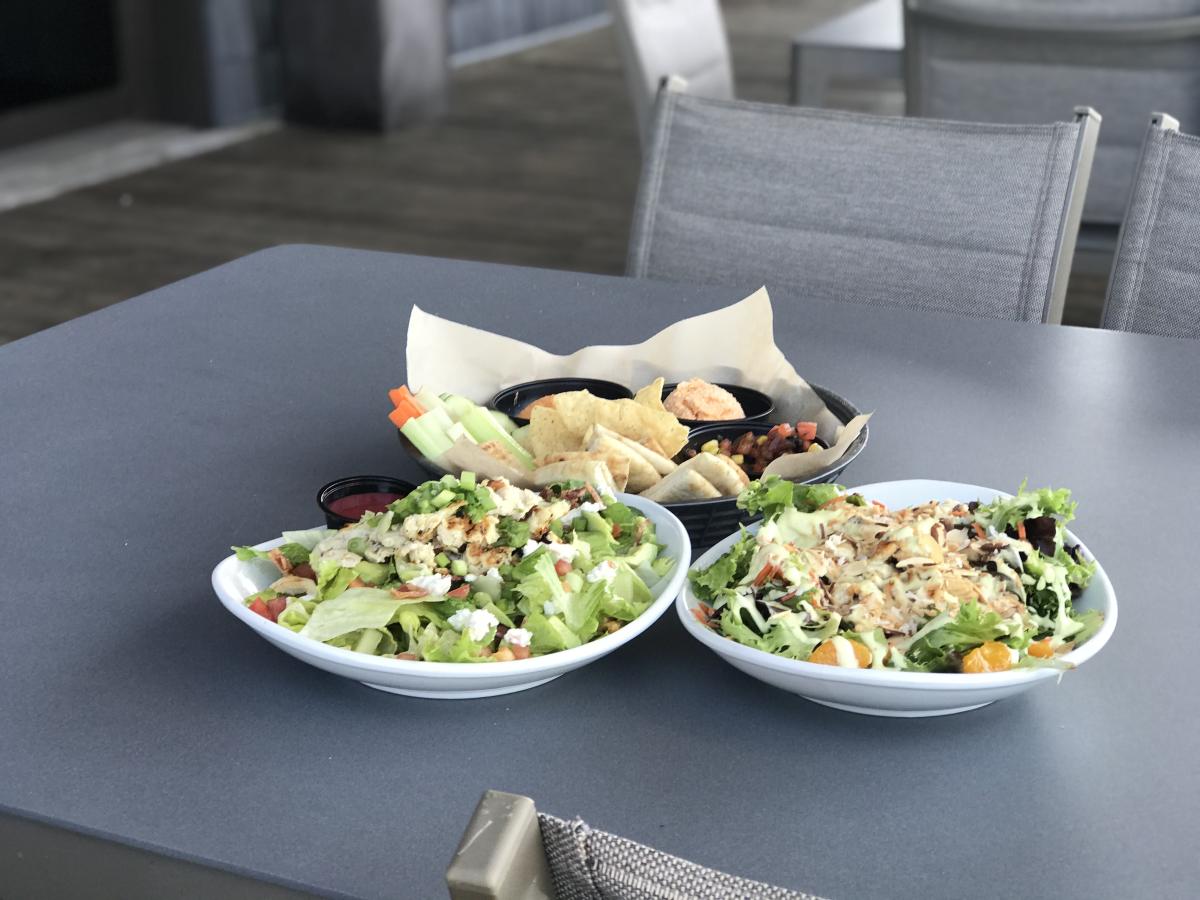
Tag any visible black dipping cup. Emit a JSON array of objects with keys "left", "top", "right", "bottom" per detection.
[
  {"left": 317, "top": 475, "right": 416, "bottom": 529},
  {"left": 661, "top": 382, "right": 774, "bottom": 428},
  {"left": 490, "top": 378, "right": 633, "bottom": 420}
]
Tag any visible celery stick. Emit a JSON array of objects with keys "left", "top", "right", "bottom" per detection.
[
  {"left": 489, "top": 409, "right": 518, "bottom": 435},
  {"left": 459, "top": 471, "right": 476, "bottom": 489},
  {"left": 450, "top": 559, "right": 468, "bottom": 576},
  {"left": 401, "top": 417, "right": 451, "bottom": 459},
  {"left": 442, "top": 394, "right": 476, "bottom": 422},
  {"left": 425, "top": 406, "right": 455, "bottom": 433},
  {"left": 414, "top": 388, "right": 446, "bottom": 412},
  {"left": 460, "top": 407, "right": 535, "bottom": 470}
]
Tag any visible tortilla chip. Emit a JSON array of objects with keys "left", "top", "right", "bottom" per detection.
[
  {"left": 533, "top": 460, "right": 618, "bottom": 497},
  {"left": 553, "top": 389, "right": 689, "bottom": 457},
  {"left": 528, "top": 406, "right": 582, "bottom": 458},
  {"left": 537, "top": 450, "right": 630, "bottom": 492},
  {"left": 634, "top": 377, "right": 667, "bottom": 410},
  {"left": 641, "top": 467, "right": 720, "bottom": 502}
]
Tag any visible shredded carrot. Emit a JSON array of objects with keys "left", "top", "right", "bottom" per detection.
[
  {"left": 1016, "top": 520, "right": 1027, "bottom": 541},
  {"left": 753, "top": 564, "right": 777, "bottom": 587},
  {"left": 817, "top": 495, "right": 844, "bottom": 510},
  {"left": 691, "top": 607, "right": 709, "bottom": 625},
  {"left": 973, "top": 523, "right": 986, "bottom": 540}
]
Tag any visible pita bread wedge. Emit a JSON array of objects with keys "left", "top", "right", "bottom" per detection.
[
  {"left": 685, "top": 452, "right": 749, "bottom": 497},
  {"left": 591, "top": 435, "right": 661, "bottom": 493},
  {"left": 533, "top": 459, "right": 619, "bottom": 497},
  {"left": 537, "top": 450, "right": 630, "bottom": 492},
  {"left": 590, "top": 424, "right": 676, "bottom": 476},
  {"left": 642, "top": 467, "right": 721, "bottom": 503}
]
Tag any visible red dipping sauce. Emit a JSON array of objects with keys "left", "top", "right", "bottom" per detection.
[{"left": 326, "top": 492, "right": 406, "bottom": 520}]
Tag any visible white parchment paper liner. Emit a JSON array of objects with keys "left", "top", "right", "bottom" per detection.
[{"left": 406, "top": 287, "right": 869, "bottom": 484}]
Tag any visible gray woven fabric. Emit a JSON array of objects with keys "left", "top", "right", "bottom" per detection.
[
  {"left": 924, "top": 0, "right": 1200, "bottom": 23},
  {"left": 538, "top": 814, "right": 826, "bottom": 900},
  {"left": 627, "top": 90, "right": 1085, "bottom": 322},
  {"left": 1103, "top": 124, "right": 1200, "bottom": 338},
  {"left": 907, "top": 1, "right": 1200, "bottom": 223}
]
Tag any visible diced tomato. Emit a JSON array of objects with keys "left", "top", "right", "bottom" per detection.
[
  {"left": 248, "top": 598, "right": 271, "bottom": 619},
  {"left": 554, "top": 558, "right": 572, "bottom": 576},
  {"left": 292, "top": 562, "right": 316, "bottom": 580},
  {"left": 446, "top": 584, "right": 471, "bottom": 599},
  {"left": 266, "top": 597, "right": 288, "bottom": 621},
  {"left": 794, "top": 421, "right": 818, "bottom": 442}
]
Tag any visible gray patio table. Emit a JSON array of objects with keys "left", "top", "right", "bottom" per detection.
[{"left": 2, "top": 245, "right": 1197, "bottom": 899}]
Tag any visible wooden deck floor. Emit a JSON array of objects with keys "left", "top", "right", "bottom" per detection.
[{"left": 0, "top": 0, "right": 1101, "bottom": 345}]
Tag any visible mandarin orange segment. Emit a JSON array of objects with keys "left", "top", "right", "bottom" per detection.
[
  {"left": 807, "top": 638, "right": 871, "bottom": 668},
  {"left": 1027, "top": 638, "right": 1055, "bottom": 659},
  {"left": 961, "top": 641, "right": 1013, "bottom": 673}
]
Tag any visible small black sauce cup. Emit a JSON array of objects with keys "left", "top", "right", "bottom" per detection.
[
  {"left": 661, "top": 382, "right": 774, "bottom": 428},
  {"left": 490, "top": 378, "right": 633, "bottom": 420},
  {"left": 317, "top": 475, "right": 416, "bottom": 529}
]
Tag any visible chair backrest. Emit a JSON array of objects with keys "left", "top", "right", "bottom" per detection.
[
  {"left": 1103, "top": 114, "right": 1200, "bottom": 338},
  {"left": 905, "top": 0, "right": 1200, "bottom": 224},
  {"left": 627, "top": 80, "right": 1100, "bottom": 324},
  {"left": 607, "top": 0, "right": 734, "bottom": 145},
  {"left": 447, "top": 790, "right": 825, "bottom": 900}
]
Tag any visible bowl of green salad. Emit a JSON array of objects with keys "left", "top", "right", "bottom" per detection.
[
  {"left": 214, "top": 473, "right": 689, "bottom": 698},
  {"left": 678, "top": 478, "right": 1116, "bottom": 717}
]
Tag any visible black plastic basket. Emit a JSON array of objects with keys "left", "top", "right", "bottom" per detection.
[{"left": 662, "top": 383, "right": 868, "bottom": 550}]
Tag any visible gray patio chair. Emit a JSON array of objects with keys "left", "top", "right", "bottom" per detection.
[
  {"left": 904, "top": 0, "right": 1200, "bottom": 234},
  {"left": 607, "top": 0, "right": 734, "bottom": 145},
  {"left": 446, "top": 790, "right": 826, "bottom": 900},
  {"left": 1102, "top": 114, "right": 1200, "bottom": 339},
  {"left": 627, "top": 78, "right": 1100, "bottom": 324}
]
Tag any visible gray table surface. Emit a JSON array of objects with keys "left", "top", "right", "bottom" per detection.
[{"left": 2, "top": 245, "right": 1197, "bottom": 899}]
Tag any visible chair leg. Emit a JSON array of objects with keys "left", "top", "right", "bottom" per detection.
[
  {"left": 792, "top": 47, "right": 833, "bottom": 108},
  {"left": 446, "top": 791, "right": 555, "bottom": 900}
]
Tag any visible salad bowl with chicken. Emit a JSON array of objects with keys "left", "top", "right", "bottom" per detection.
[
  {"left": 213, "top": 473, "right": 689, "bottom": 698},
  {"left": 678, "top": 478, "right": 1116, "bottom": 716}
]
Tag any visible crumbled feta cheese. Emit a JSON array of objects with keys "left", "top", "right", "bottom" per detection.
[
  {"left": 299, "top": 593, "right": 315, "bottom": 602},
  {"left": 561, "top": 500, "right": 605, "bottom": 526},
  {"left": 503, "top": 627, "right": 533, "bottom": 648},
  {"left": 466, "top": 609, "right": 499, "bottom": 641},
  {"left": 447, "top": 608, "right": 473, "bottom": 632},
  {"left": 464, "top": 574, "right": 477, "bottom": 582},
  {"left": 485, "top": 567, "right": 501, "bottom": 580},
  {"left": 522, "top": 540, "right": 541, "bottom": 557},
  {"left": 446, "top": 608, "right": 499, "bottom": 641},
  {"left": 544, "top": 542, "right": 580, "bottom": 564},
  {"left": 409, "top": 573, "right": 453, "bottom": 596},
  {"left": 543, "top": 600, "right": 558, "bottom": 616},
  {"left": 586, "top": 559, "right": 619, "bottom": 584}
]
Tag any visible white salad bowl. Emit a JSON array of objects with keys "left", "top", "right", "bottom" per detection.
[
  {"left": 213, "top": 494, "right": 690, "bottom": 699},
  {"left": 676, "top": 480, "right": 1117, "bottom": 717}
]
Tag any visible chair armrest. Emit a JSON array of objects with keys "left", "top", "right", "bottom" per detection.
[
  {"left": 446, "top": 791, "right": 555, "bottom": 900},
  {"left": 906, "top": 0, "right": 1200, "bottom": 41}
]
